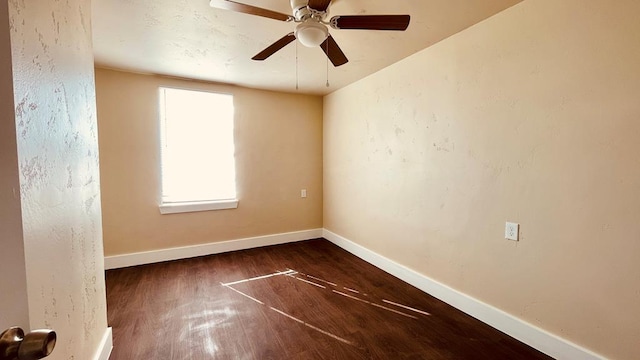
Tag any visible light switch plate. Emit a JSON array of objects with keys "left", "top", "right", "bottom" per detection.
[{"left": 505, "top": 222, "right": 519, "bottom": 241}]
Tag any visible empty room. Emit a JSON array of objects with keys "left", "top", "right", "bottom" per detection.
[{"left": 1, "top": 0, "right": 639, "bottom": 359}]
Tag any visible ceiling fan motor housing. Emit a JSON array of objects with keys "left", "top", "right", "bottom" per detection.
[{"left": 290, "top": 0, "right": 311, "bottom": 20}]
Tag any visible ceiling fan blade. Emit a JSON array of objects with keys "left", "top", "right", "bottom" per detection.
[
  {"left": 252, "top": 33, "right": 296, "bottom": 61},
  {"left": 308, "top": 0, "right": 332, "bottom": 12},
  {"left": 330, "top": 15, "right": 410, "bottom": 31},
  {"left": 210, "top": 0, "right": 292, "bottom": 22},
  {"left": 320, "top": 35, "right": 348, "bottom": 67}
]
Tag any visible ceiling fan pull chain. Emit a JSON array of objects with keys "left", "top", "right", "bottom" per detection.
[
  {"left": 325, "top": 39, "right": 330, "bottom": 87},
  {"left": 296, "top": 40, "right": 299, "bottom": 90}
]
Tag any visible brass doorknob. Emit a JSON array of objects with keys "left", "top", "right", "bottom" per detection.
[{"left": 0, "top": 327, "right": 56, "bottom": 360}]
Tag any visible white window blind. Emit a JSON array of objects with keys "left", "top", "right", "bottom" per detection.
[{"left": 159, "top": 87, "right": 237, "bottom": 209}]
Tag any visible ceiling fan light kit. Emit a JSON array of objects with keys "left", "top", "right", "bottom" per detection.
[
  {"left": 209, "top": 0, "right": 410, "bottom": 67},
  {"left": 295, "top": 21, "right": 328, "bottom": 47}
]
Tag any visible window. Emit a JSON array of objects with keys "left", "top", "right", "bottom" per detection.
[{"left": 158, "top": 87, "right": 237, "bottom": 214}]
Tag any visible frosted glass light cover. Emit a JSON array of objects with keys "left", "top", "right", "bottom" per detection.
[{"left": 295, "top": 22, "right": 328, "bottom": 47}]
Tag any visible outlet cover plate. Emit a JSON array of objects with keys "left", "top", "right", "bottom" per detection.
[{"left": 505, "top": 222, "right": 519, "bottom": 241}]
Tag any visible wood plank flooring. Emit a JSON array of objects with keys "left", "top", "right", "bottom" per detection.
[{"left": 106, "top": 239, "right": 552, "bottom": 359}]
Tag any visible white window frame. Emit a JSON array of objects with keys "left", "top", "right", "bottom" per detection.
[{"left": 158, "top": 87, "right": 238, "bottom": 215}]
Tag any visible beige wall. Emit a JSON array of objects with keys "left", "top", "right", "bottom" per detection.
[
  {"left": 324, "top": 0, "right": 640, "bottom": 359},
  {"left": 8, "top": 0, "right": 109, "bottom": 359},
  {"left": 0, "top": 0, "right": 29, "bottom": 331},
  {"left": 96, "top": 68, "right": 323, "bottom": 256}
]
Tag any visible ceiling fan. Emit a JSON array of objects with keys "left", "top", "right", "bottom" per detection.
[{"left": 209, "top": 0, "right": 411, "bottom": 67}]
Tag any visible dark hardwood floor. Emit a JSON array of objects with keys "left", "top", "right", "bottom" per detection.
[{"left": 106, "top": 239, "right": 552, "bottom": 359}]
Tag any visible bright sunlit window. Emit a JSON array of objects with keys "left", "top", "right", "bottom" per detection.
[{"left": 158, "top": 87, "right": 237, "bottom": 214}]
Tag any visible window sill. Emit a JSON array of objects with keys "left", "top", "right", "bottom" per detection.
[{"left": 159, "top": 199, "right": 238, "bottom": 215}]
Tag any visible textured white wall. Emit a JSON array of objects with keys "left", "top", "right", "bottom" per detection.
[
  {"left": 8, "top": 0, "right": 109, "bottom": 359},
  {"left": 0, "top": 0, "right": 29, "bottom": 331},
  {"left": 324, "top": 0, "right": 640, "bottom": 359}
]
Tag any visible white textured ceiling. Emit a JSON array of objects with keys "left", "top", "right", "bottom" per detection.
[{"left": 92, "top": 0, "right": 522, "bottom": 95}]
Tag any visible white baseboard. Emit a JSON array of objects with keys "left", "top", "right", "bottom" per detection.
[
  {"left": 104, "top": 229, "right": 323, "bottom": 270},
  {"left": 322, "top": 229, "right": 604, "bottom": 360},
  {"left": 93, "top": 327, "right": 112, "bottom": 360}
]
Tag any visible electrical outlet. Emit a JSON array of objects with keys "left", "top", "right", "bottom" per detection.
[
  {"left": 301, "top": 189, "right": 307, "bottom": 198},
  {"left": 505, "top": 222, "right": 519, "bottom": 241}
]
